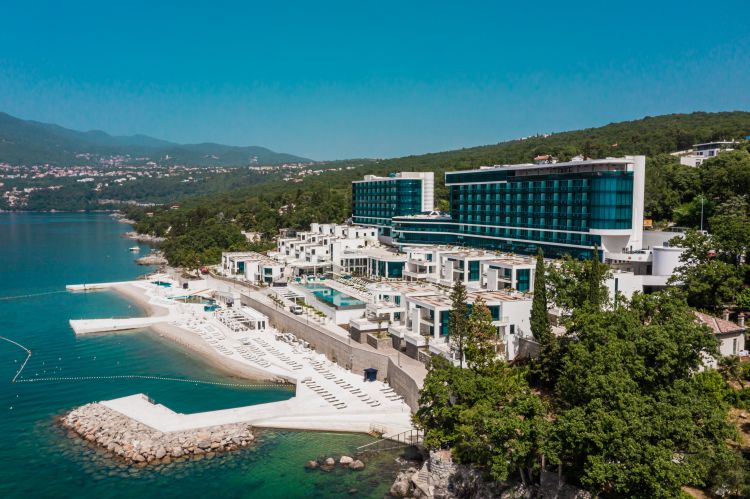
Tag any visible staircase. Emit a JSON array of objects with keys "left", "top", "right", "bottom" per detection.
[{"left": 355, "top": 428, "right": 424, "bottom": 455}]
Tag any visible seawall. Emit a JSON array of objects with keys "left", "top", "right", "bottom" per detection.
[{"left": 241, "top": 291, "right": 425, "bottom": 411}]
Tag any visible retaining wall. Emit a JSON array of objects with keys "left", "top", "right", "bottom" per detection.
[{"left": 242, "top": 292, "right": 423, "bottom": 411}]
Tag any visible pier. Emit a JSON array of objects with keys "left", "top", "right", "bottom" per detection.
[{"left": 69, "top": 316, "right": 169, "bottom": 335}]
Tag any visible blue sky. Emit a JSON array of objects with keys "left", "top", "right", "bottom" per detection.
[{"left": 1, "top": 1, "right": 749, "bottom": 160}]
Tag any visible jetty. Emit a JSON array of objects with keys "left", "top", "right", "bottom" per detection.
[
  {"left": 66, "top": 281, "right": 130, "bottom": 292},
  {"left": 69, "top": 316, "right": 169, "bottom": 335}
]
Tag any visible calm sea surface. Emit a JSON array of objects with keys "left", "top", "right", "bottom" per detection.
[{"left": 0, "top": 213, "right": 401, "bottom": 498}]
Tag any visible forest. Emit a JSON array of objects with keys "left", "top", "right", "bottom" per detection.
[{"left": 125, "top": 112, "right": 750, "bottom": 271}]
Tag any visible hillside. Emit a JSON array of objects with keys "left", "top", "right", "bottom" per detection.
[
  {"left": 0, "top": 112, "right": 311, "bottom": 166},
  {"left": 125, "top": 111, "right": 750, "bottom": 267}
]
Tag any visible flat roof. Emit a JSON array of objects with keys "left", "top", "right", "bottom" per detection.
[
  {"left": 483, "top": 255, "right": 534, "bottom": 266},
  {"left": 467, "top": 290, "right": 530, "bottom": 303},
  {"left": 368, "top": 281, "right": 441, "bottom": 295},
  {"left": 693, "top": 141, "right": 737, "bottom": 147},
  {"left": 409, "top": 293, "right": 452, "bottom": 309},
  {"left": 445, "top": 156, "right": 637, "bottom": 178}
]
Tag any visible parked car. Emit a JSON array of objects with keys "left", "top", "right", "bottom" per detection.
[{"left": 290, "top": 305, "right": 304, "bottom": 315}]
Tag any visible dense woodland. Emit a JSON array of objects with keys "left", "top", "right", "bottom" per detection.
[{"left": 416, "top": 257, "right": 750, "bottom": 498}]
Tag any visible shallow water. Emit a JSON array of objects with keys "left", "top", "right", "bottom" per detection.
[{"left": 0, "top": 213, "right": 402, "bottom": 498}]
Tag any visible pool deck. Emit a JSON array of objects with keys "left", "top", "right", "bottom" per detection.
[{"left": 66, "top": 277, "right": 415, "bottom": 438}]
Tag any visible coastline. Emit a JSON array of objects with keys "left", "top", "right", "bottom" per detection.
[{"left": 110, "top": 283, "right": 289, "bottom": 384}]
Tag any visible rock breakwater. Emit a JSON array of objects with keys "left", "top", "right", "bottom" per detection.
[{"left": 61, "top": 403, "right": 255, "bottom": 465}]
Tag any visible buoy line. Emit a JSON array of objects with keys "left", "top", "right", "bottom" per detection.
[
  {"left": 14, "top": 375, "right": 293, "bottom": 389},
  {"left": 0, "top": 290, "right": 67, "bottom": 301},
  {"left": 2, "top": 335, "right": 292, "bottom": 389},
  {"left": 0, "top": 335, "right": 33, "bottom": 383}
]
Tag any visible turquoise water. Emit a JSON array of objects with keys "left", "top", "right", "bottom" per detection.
[
  {"left": 304, "top": 284, "right": 366, "bottom": 309},
  {"left": 0, "top": 213, "right": 402, "bottom": 498}
]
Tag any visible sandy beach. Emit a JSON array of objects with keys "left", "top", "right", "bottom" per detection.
[{"left": 110, "top": 283, "right": 289, "bottom": 383}]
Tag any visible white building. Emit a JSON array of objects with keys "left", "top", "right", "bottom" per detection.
[
  {"left": 695, "top": 311, "right": 748, "bottom": 358},
  {"left": 675, "top": 141, "right": 737, "bottom": 167}
]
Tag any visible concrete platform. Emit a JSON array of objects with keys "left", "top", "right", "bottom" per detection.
[
  {"left": 103, "top": 392, "right": 412, "bottom": 435},
  {"left": 69, "top": 316, "right": 170, "bottom": 335}
]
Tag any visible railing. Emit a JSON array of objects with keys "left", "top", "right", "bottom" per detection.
[{"left": 355, "top": 428, "right": 424, "bottom": 454}]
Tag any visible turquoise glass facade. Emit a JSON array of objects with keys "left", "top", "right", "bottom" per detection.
[
  {"left": 516, "top": 269, "right": 530, "bottom": 292},
  {"left": 352, "top": 177, "right": 423, "bottom": 228},
  {"left": 391, "top": 168, "right": 634, "bottom": 260}
]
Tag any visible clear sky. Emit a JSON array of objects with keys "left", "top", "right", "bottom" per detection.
[{"left": 1, "top": 1, "right": 749, "bottom": 160}]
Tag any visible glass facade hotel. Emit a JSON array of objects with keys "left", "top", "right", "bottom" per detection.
[
  {"left": 351, "top": 172, "right": 434, "bottom": 237},
  {"left": 391, "top": 156, "right": 645, "bottom": 260}
]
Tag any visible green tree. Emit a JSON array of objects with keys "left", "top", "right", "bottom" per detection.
[
  {"left": 448, "top": 280, "right": 469, "bottom": 368},
  {"left": 550, "top": 290, "right": 734, "bottom": 497},
  {"left": 530, "top": 248, "right": 550, "bottom": 342},
  {"left": 718, "top": 355, "right": 746, "bottom": 388},
  {"left": 707, "top": 195, "right": 750, "bottom": 263},
  {"left": 547, "top": 251, "right": 610, "bottom": 313},
  {"left": 453, "top": 364, "right": 549, "bottom": 485},
  {"left": 670, "top": 258, "right": 744, "bottom": 311},
  {"left": 586, "top": 246, "right": 606, "bottom": 309},
  {"left": 464, "top": 296, "right": 499, "bottom": 370}
]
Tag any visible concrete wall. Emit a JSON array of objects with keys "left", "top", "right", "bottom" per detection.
[
  {"left": 387, "top": 358, "right": 421, "bottom": 411},
  {"left": 241, "top": 293, "right": 423, "bottom": 411}
]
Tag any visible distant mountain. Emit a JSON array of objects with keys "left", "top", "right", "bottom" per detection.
[{"left": 0, "top": 112, "right": 311, "bottom": 166}]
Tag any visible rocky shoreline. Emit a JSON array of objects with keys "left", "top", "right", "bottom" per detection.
[
  {"left": 61, "top": 403, "right": 255, "bottom": 465},
  {"left": 123, "top": 231, "right": 166, "bottom": 244},
  {"left": 135, "top": 251, "right": 168, "bottom": 266}
]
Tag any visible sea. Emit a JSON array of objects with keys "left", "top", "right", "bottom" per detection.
[{"left": 0, "top": 213, "right": 404, "bottom": 498}]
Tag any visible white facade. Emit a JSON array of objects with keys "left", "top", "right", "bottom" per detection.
[{"left": 675, "top": 141, "right": 737, "bottom": 167}]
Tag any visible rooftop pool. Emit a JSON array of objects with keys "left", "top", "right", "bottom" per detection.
[{"left": 303, "top": 283, "right": 365, "bottom": 309}]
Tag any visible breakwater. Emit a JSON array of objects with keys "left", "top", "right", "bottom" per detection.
[{"left": 62, "top": 402, "right": 255, "bottom": 465}]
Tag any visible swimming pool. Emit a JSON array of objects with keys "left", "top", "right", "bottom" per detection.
[{"left": 303, "top": 284, "right": 365, "bottom": 309}]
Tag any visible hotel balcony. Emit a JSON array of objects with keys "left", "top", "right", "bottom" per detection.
[
  {"left": 402, "top": 269, "right": 432, "bottom": 280},
  {"left": 366, "top": 301, "right": 404, "bottom": 317}
]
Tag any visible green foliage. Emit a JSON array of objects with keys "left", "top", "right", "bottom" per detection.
[
  {"left": 670, "top": 229, "right": 747, "bottom": 311},
  {"left": 587, "top": 247, "right": 605, "bottom": 309},
  {"left": 0, "top": 111, "right": 310, "bottom": 167},
  {"left": 414, "top": 356, "right": 549, "bottom": 484},
  {"left": 464, "top": 297, "right": 500, "bottom": 371},
  {"left": 418, "top": 285, "right": 748, "bottom": 497},
  {"left": 546, "top": 253, "right": 611, "bottom": 313},
  {"left": 530, "top": 248, "right": 550, "bottom": 342},
  {"left": 448, "top": 280, "right": 469, "bottom": 368},
  {"left": 549, "top": 290, "right": 735, "bottom": 497},
  {"left": 161, "top": 220, "right": 251, "bottom": 267}
]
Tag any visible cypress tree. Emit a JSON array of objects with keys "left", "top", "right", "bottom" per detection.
[
  {"left": 587, "top": 246, "right": 602, "bottom": 308},
  {"left": 449, "top": 279, "right": 469, "bottom": 368},
  {"left": 530, "top": 248, "right": 550, "bottom": 342}
]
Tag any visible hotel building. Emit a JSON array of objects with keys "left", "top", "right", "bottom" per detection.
[
  {"left": 391, "top": 156, "right": 646, "bottom": 261},
  {"left": 351, "top": 172, "right": 434, "bottom": 242}
]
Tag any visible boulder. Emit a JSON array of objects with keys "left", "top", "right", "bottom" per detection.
[
  {"left": 305, "top": 460, "right": 320, "bottom": 469},
  {"left": 390, "top": 477, "right": 412, "bottom": 497},
  {"left": 339, "top": 455, "right": 354, "bottom": 465},
  {"left": 155, "top": 447, "right": 167, "bottom": 459},
  {"left": 349, "top": 460, "right": 365, "bottom": 471},
  {"left": 324, "top": 457, "right": 335, "bottom": 466}
]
